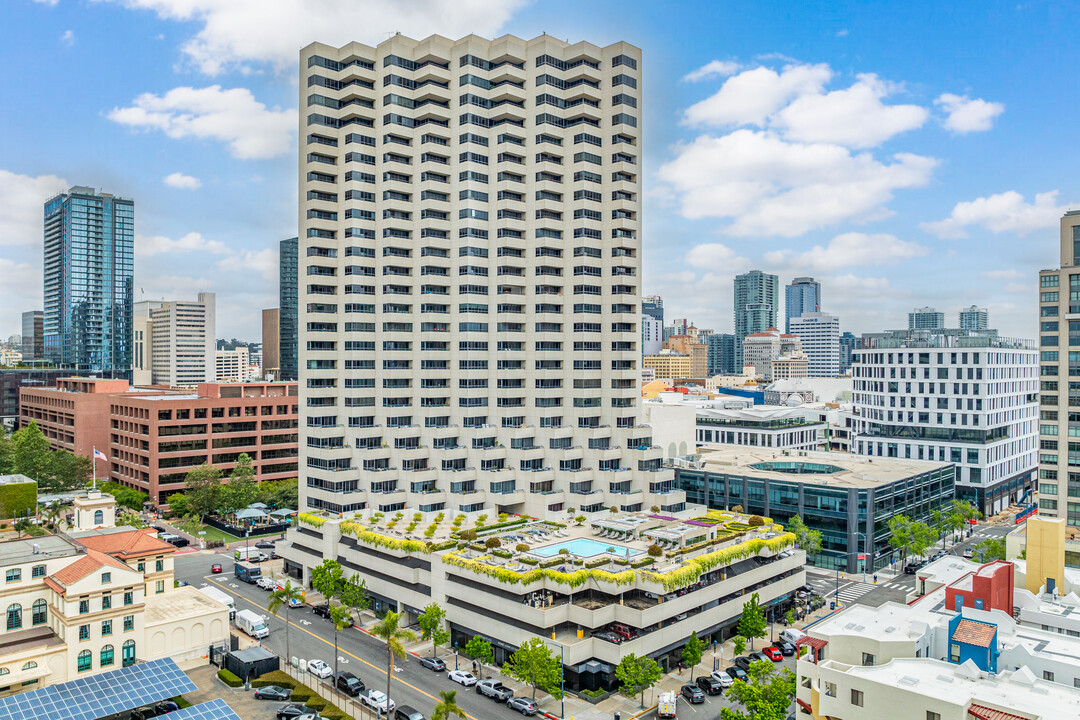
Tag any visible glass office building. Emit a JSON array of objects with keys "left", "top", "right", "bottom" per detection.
[
  {"left": 278, "top": 236, "right": 298, "bottom": 381},
  {"left": 675, "top": 446, "right": 955, "bottom": 572},
  {"left": 43, "top": 186, "right": 133, "bottom": 376}
]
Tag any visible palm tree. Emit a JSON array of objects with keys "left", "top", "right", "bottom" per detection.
[
  {"left": 268, "top": 580, "right": 303, "bottom": 665},
  {"left": 329, "top": 604, "right": 353, "bottom": 693},
  {"left": 371, "top": 610, "right": 416, "bottom": 715},
  {"left": 431, "top": 689, "right": 467, "bottom": 720}
]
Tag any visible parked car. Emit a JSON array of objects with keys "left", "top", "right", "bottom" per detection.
[
  {"left": 696, "top": 675, "right": 724, "bottom": 695},
  {"left": 394, "top": 706, "right": 424, "bottom": 720},
  {"left": 608, "top": 622, "right": 638, "bottom": 640},
  {"left": 307, "top": 659, "right": 332, "bottom": 679},
  {"left": 710, "top": 670, "right": 734, "bottom": 688},
  {"left": 311, "top": 604, "right": 331, "bottom": 618},
  {"left": 726, "top": 666, "right": 747, "bottom": 682},
  {"left": 476, "top": 679, "right": 514, "bottom": 702},
  {"left": 507, "top": 697, "right": 539, "bottom": 715},
  {"left": 733, "top": 656, "right": 753, "bottom": 672},
  {"left": 155, "top": 702, "right": 180, "bottom": 715},
  {"left": 448, "top": 670, "right": 477, "bottom": 687},
  {"left": 277, "top": 704, "right": 318, "bottom": 720},
  {"left": 419, "top": 656, "right": 446, "bottom": 671},
  {"left": 210, "top": 563, "right": 222, "bottom": 574},
  {"left": 680, "top": 684, "right": 705, "bottom": 704},
  {"left": 335, "top": 672, "right": 364, "bottom": 697},
  {"left": 592, "top": 631, "right": 623, "bottom": 644},
  {"left": 360, "top": 689, "right": 394, "bottom": 715},
  {"left": 255, "top": 686, "right": 292, "bottom": 701},
  {"left": 776, "top": 640, "right": 797, "bottom": 656},
  {"left": 256, "top": 540, "right": 277, "bottom": 549},
  {"left": 761, "top": 646, "right": 783, "bottom": 662},
  {"left": 748, "top": 651, "right": 772, "bottom": 664},
  {"left": 256, "top": 576, "right": 277, "bottom": 590}
]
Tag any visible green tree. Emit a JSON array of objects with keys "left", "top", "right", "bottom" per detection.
[
  {"left": 117, "top": 511, "right": 146, "bottom": 528},
  {"left": 910, "top": 521, "right": 936, "bottom": 558},
  {"left": 311, "top": 559, "right": 344, "bottom": 600},
  {"left": 166, "top": 493, "right": 190, "bottom": 517},
  {"left": 100, "top": 481, "right": 148, "bottom": 511},
  {"left": 732, "top": 635, "right": 747, "bottom": 657},
  {"left": 260, "top": 478, "right": 298, "bottom": 510},
  {"left": 13, "top": 518, "right": 31, "bottom": 538},
  {"left": 929, "top": 509, "right": 946, "bottom": 545},
  {"left": 268, "top": 580, "right": 302, "bottom": 664},
  {"left": 0, "top": 431, "right": 14, "bottom": 475},
  {"left": 184, "top": 464, "right": 223, "bottom": 517},
  {"left": 371, "top": 611, "right": 416, "bottom": 716},
  {"left": 12, "top": 421, "right": 50, "bottom": 482},
  {"left": 785, "top": 514, "right": 822, "bottom": 555},
  {"left": 339, "top": 573, "right": 370, "bottom": 625},
  {"left": 431, "top": 690, "right": 466, "bottom": 720},
  {"left": 888, "top": 514, "right": 914, "bottom": 564},
  {"left": 418, "top": 603, "right": 450, "bottom": 658},
  {"left": 463, "top": 635, "right": 493, "bottom": 667},
  {"left": 720, "top": 660, "right": 797, "bottom": 720},
  {"left": 223, "top": 453, "right": 258, "bottom": 515},
  {"left": 502, "top": 637, "right": 563, "bottom": 701},
  {"left": 614, "top": 653, "right": 663, "bottom": 707},
  {"left": 329, "top": 604, "right": 353, "bottom": 688},
  {"left": 949, "top": 499, "right": 981, "bottom": 541},
  {"left": 974, "top": 537, "right": 1006, "bottom": 563},
  {"left": 47, "top": 450, "right": 92, "bottom": 491},
  {"left": 737, "top": 593, "right": 768, "bottom": 649},
  {"left": 681, "top": 630, "right": 706, "bottom": 681}
]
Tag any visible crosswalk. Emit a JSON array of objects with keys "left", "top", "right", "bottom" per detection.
[{"left": 833, "top": 582, "right": 876, "bottom": 604}]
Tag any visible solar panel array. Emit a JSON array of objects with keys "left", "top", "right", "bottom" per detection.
[
  {"left": 164, "top": 699, "right": 242, "bottom": 720},
  {"left": 0, "top": 657, "right": 197, "bottom": 720}
]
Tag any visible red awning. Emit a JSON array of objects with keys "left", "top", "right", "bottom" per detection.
[
  {"left": 797, "top": 698, "right": 813, "bottom": 713},
  {"left": 797, "top": 636, "right": 829, "bottom": 650},
  {"left": 967, "top": 704, "right": 1033, "bottom": 720}
]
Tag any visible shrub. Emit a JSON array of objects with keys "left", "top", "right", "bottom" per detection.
[
  {"left": 492, "top": 549, "right": 513, "bottom": 558},
  {"left": 460, "top": 530, "right": 478, "bottom": 542},
  {"left": 476, "top": 514, "right": 488, "bottom": 526},
  {"left": 305, "top": 697, "right": 328, "bottom": 711},
  {"left": 581, "top": 688, "right": 606, "bottom": 698},
  {"left": 289, "top": 690, "right": 313, "bottom": 703},
  {"left": 650, "top": 505, "right": 661, "bottom": 513},
  {"left": 406, "top": 523, "right": 417, "bottom": 532},
  {"left": 217, "top": 668, "right": 242, "bottom": 687},
  {"left": 498, "top": 513, "right": 509, "bottom": 523},
  {"left": 519, "top": 557, "right": 539, "bottom": 565},
  {"left": 252, "top": 670, "right": 296, "bottom": 688},
  {"left": 647, "top": 544, "right": 663, "bottom": 557},
  {"left": 485, "top": 537, "right": 502, "bottom": 549},
  {"left": 516, "top": 543, "right": 530, "bottom": 553},
  {"left": 413, "top": 513, "right": 423, "bottom": 522},
  {"left": 748, "top": 515, "right": 765, "bottom": 527},
  {"left": 558, "top": 548, "right": 569, "bottom": 555}
]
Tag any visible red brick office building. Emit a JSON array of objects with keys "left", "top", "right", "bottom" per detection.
[{"left": 21, "top": 378, "right": 298, "bottom": 504}]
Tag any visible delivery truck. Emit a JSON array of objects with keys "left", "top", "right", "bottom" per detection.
[
  {"left": 235, "top": 561, "right": 261, "bottom": 584},
  {"left": 235, "top": 609, "right": 270, "bottom": 640},
  {"left": 657, "top": 691, "right": 677, "bottom": 718},
  {"left": 234, "top": 546, "right": 268, "bottom": 562},
  {"left": 197, "top": 585, "right": 236, "bottom": 619}
]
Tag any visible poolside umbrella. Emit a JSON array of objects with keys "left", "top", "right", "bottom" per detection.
[
  {"left": 248, "top": 502, "right": 269, "bottom": 509},
  {"left": 236, "top": 508, "right": 269, "bottom": 520},
  {"left": 270, "top": 508, "right": 295, "bottom": 517}
]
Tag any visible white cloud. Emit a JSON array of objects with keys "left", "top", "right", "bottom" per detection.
[
  {"left": 765, "top": 232, "right": 929, "bottom": 270},
  {"left": 981, "top": 269, "right": 1024, "bottom": 281},
  {"left": 920, "top": 190, "right": 1065, "bottom": 239},
  {"left": 658, "top": 129, "right": 937, "bottom": 237},
  {"left": 683, "top": 63, "right": 832, "bottom": 127},
  {"left": 0, "top": 170, "right": 69, "bottom": 246},
  {"left": 163, "top": 172, "right": 201, "bottom": 189},
  {"left": 682, "top": 60, "right": 741, "bottom": 83},
  {"left": 935, "top": 93, "right": 1005, "bottom": 133},
  {"left": 107, "top": 85, "right": 297, "bottom": 159},
  {"left": 773, "top": 74, "right": 928, "bottom": 148},
  {"left": 33, "top": 0, "right": 59, "bottom": 5},
  {"left": 101, "top": 0, "right": 526, "bottom": 75},
  {"left": 60, "top": 30, "right": 74, "bottom": 45},
  {"left": 683, "top": 243, "right": 750, "bottom": 270},
  {"left": 138, "top": 232, "right": 229, "bottom": 256},
  {"left": 221, "top": 248, "right": 279, "bottom": 281}
]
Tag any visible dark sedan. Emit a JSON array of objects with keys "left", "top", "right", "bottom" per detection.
[
  {"left": 255, "top": 686, "right": 292, "bottom": 701},
  {"left": 255, "top": 540, "right": 277, "bottom": 549},
  {"left": 733, "top": 656, "right": 753, "bottom": 672},
  {"left": 681, "top": 684, "right": 705, "bottom": 703},
  {"left": 420, "top": 656, "right": 446, "bottom": 671},
  {"left": 276, "top": 704, "right": 317, "bottom": 720},
  {"left": 726, "top": 666, "right": 748, "bottom": 682},
  {"left": 696, "top": 675, "right": 724, "bottom": 695},
  {"left": 311, "top": 604, "right": 331, "bottom": 618},
  {"left": 776, "top": 640, "right": 797, "bottom": 656}
]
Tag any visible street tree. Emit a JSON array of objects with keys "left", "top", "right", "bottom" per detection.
[
  {"left": 339, "top": 573, "right": 370, "bottom": 625},
  {"left": 311, "top": 559, "right": 344, "bottom": 600},
  {"left": 431, "top": 690, "right": 466, "bottom": 720},
  {"left": 371, "top": 611, "right": 416, "bottom": 718},
  {"left": 615, "top": 653, "right": 663, "bottom": 707},
  {"left": 166, "top": 493, "right": 190, "bottom": 517},
  {"left": 329, "top": 604, "right": 353, "bottom": 692},
  {"left": 502, "top": 637, "right": 563, "bottom": 701},
  {"left": 184, "top": 464, "right": 223, "bottom": 517},
  {"left": 888, "top": 515, "right": 913, "bottom": 563},
  {"left": 732, "top": 635, "right": 747, "bottom": 657},
  {"left": 223, "top": 453, "right": 258, "bottom": 515},
  {"left": 681, "top": 630, "right": 706, "bottom": 680},
  {"left": 974, "top": 537, "right": 1006, "bottom": 563},
  {"left": 785, "top": 514, "right": 823, "bottom": 555},
  {"left": 12, "top": 422, "right": 51, "bottom": 483},
  {"left": 418, "top": 603, "right": 450, "bottom": 657},
  {"left": 463, "top": 635, "right": 493, "bottom": 668},
  {"left": 268, "top": 581, "right": 303, "bottom": 664},
  {"left": 720, "top": 660, "right": 797, "bottom": 720},
  {"left": 737, "top": 592, "right": 768, "bottom": 649}
]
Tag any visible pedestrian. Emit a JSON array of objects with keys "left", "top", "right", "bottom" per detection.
[{"left": 678, "top": 662, "right": 683, "bottom": 675}]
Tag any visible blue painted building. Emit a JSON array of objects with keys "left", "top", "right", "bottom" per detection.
[{"left": 947, "top": 614, "right": 999, "bottom": 673}]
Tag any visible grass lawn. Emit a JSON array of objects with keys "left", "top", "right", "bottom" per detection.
[{"left": 195, "top": 524, "right": 284, "bottom": 544}]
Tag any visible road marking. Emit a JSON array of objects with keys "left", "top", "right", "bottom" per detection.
[{"left": 206, "top": 576, "right": 483, "bottom": 720}]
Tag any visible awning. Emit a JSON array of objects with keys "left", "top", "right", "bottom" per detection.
[
  {"left": 797, "top": 698, "right": 813, "bottom": 713},
  {"left": 967, "top": 704, "right": 1033, "bottom": 720},
  {"left": 797, "top": 636, "right": 828, "bottom": 650}
]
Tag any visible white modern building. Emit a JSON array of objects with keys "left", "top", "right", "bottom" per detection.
[
  {"left": 909, "top": 306, "right": 945, "bottom": 330},
  {"left": 642, "top": 312, "right": 663, "bottom": 355},
  {"left": 215, "top": 347, "right": 249, "bottom": 383},
  {"left": 959, "top": 305, "right": 989, "bottom": 331},
  {"left": 133, "top": 294, "right": 216, "bottom": 387},
  {"left": 297, "top": 34, "right": 676, "bottom": 519},
  {"left": 742, "top": 328, "right": 804, "bottom": 381},
  {"left": 851, "top": 334, "right": 1038, "bottom": 515},
  {"left": 790, "top": 311, "right": 840, "bottom": 377}
]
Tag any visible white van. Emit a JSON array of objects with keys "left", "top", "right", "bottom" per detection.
[
  {"left": 779, "top": 628, "right": 806, "bottom": 644},
  {"left": 235, "top": 609, "right": 269, "bottom": 639}
]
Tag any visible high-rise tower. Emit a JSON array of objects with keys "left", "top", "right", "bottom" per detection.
[
  {"left": 298, "top": 34, "right": 676, "bottom": 518},
  {"left": 279, "top": 237, "right": 299, "bottom": 381},
  {"left": 43, "top": 186, "right": 134, "bottom": 376},
  {"left": 785, "top": 276, "right": 820, "bottom": 333},
  {"left": 734, "top": 269, "right": 778, "bottom": 362}
]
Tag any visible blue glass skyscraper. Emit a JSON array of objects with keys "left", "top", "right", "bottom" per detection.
[
  {"left": 43, "top": 186, "right": 134, "bottom": 376},
  {"left": 279, "top": 237, "right": 298, "bottom": 381},
  {"left": 785, "top": 276, "right": 820, "bottom": 332}
]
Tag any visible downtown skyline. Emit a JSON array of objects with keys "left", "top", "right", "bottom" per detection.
[{"left": 1, "top": 0, "right": 1077, "bottom": 340}]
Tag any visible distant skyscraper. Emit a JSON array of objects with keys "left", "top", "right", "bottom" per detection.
[
  {"left": 262, "top": 308, "right": 281, "bottom": 380},
  {"left": 789, "top": 312, "right": 840, "bottom": 377},
  {"left": 670, "top": 318, "right": 689, "bottom": 336},
  {"left": 784, "top": 277, "right": 820, "bottom": 332},
  {"left": 734, "top": 270, "right": 779, "bottom": 361},
  {"left": 959, "top": 305, "right": 989, "bottom": 331},
  {"left": 642, "top": 296, "right": 664, "bottom": 355},
  {"left": 706, "top": 333, "right": 737, "bottom": 375},
  {"left": 149, "top": 293, "right": 216, "bottom": 386},
  {"left": 20, "top": 311, "right": 42, "bottom": 362},
  {"left": 43, "top": 186, "right": 134, "bottom": 376},
  {"left": 839, "top": 331, "right": 857, "bottom": 373},
  {"left": 279, "top": 237, "right": 298, "bottom": 381},
  {"left": 908, "top": 306, "right": 945, "bottom": 330}
]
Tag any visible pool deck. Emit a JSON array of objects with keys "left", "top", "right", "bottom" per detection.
[{"left": 531, "top": 537, "right": 644, "bottom": 557}]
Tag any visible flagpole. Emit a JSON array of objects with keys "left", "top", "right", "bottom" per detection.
[{"left": 92, "top": 447, "right": 97, "bottom": 491}]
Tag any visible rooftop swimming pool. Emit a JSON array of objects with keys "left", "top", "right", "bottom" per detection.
[{"left": 532, "top": 538, "right": 644, "bottom": 558}]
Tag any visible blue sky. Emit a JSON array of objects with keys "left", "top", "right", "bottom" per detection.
[{"left": 1, "top": 0, "right": 1076, "bottom": 340}]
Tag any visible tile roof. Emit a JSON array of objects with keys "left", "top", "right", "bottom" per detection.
[
  {"left": 76, "top": 528, "right": 175, "bottom": 558},
  {"left": 47, "top": 549, "right": 130, "bottom": 593},
  {"left": 966, "top": 704, "right": 1034, "bottom": 720},
  {"left": 952, "top": 619, "right": 997, "bottom": 648}
]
